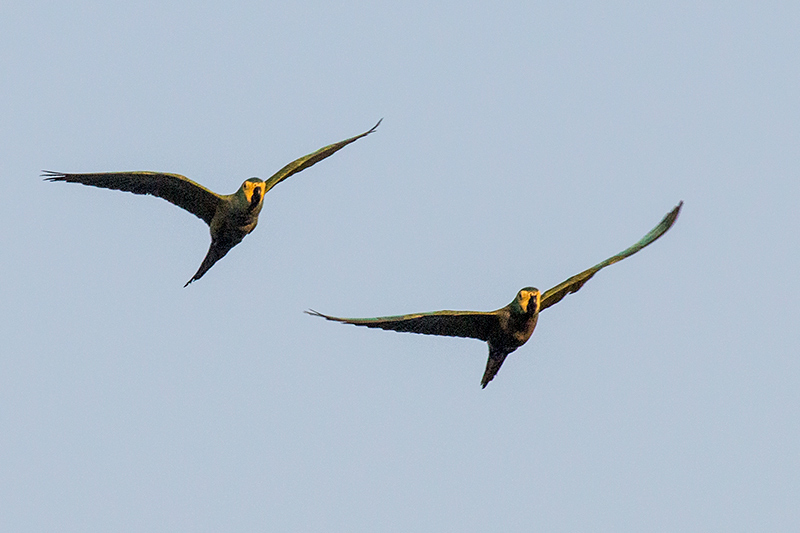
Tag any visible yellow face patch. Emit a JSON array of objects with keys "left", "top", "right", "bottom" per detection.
[
  {"left": 518, "top": 291, "right": 530, "bottom": 310},
  {"left": 518, "top": 289, "right": 540, "bottom": 313},
  {"left": 242, "top": 181, "right": 265, "bottom": 204}
]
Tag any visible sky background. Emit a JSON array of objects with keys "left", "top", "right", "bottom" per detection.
[{"left": 2, "top": 1, "right": 799, "bottom": 531}]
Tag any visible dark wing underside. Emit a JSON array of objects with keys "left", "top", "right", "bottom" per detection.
[
  {"left": 262, "top": 119, "right": 382, "bottom": 194},
  {"left": 540, "top": 201, "right": 683, "bottom": 311},
  {"left": 306, "top": 308, "right": 499, "bottom": 342},
  {"left": 43, "top": 170, "right": 222, "bottom": 225}
]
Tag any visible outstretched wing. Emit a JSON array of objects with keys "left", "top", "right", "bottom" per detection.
[
  {"left": 262, "top": 119, "right": 382, "bottom": 194},
  {"left": 306, "top": 307, "right": 499, "bottom": 341},
  {"left": 540, "top": 201, "right": 683, "bottom": 311},
  {"left": 43, "top": 170, "right": 222, "bottom": 225}
]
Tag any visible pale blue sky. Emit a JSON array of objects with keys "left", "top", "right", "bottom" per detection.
[{"left": 2, "top": 1, "right": 799, "bottom": 531}]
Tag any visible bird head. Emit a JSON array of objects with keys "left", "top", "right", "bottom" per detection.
[
  {"left": 240, "top": 178, "right": 266, "bottom": 210},
  {"left": 513, "top": 287, "right": 541, "bottom": 315}
]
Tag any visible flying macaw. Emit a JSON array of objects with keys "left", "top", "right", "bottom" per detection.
[
  {"left": 308, "top": 201, "right": 682, "bottom": 387},
  {"left": 45, "top": 120, "right": 381, "bottom": 286}
]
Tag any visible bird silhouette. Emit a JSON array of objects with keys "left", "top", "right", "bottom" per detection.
[
  {"left": 308, "top": 201, "right": 682, "bottom": 387},
  {"left": 44, "top": 120, "right": 380, "bottom": 285}
]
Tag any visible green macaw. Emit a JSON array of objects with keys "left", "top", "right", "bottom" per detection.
[
  {"left": 44, "top": 120, "right": 380, "bottom": 286},
  {"left": 308, "top": 201, "right": 682, "bottom": 388}
]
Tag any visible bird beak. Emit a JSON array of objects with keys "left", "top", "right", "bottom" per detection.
[{"left": 250, "top": 186, "right": 262, "bottom": 209}]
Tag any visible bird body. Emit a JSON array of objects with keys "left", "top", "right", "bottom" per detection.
[
  {"left": 483, "top": 287, "right": 541, "bottom": 387},
  {"left": 309, "top": 201, "right": 682, "bottom": 387},
  {"left": 189, "top": 177, "right": 266, "bottom": 285},
  {"left": 44, "top": 120, "right": 380, "bottom": 285}
]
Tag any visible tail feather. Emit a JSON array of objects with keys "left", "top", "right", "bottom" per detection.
[
  {"left": 481, "top": 347, "right": 512, "bottom": 388},
  {"left": 184, "top": 242, "right": 232, "bottom": 287}
]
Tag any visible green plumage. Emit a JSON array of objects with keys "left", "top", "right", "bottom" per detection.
[
  {"left": 309, "top": 201, "right": 682, "bottom": 388},
  {"left": 44, "top": 120, "right": 380, "bottom": 285}
]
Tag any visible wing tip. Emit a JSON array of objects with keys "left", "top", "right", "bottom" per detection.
[
  {"left": 367, "top": 118, "right": 383, "bottom": 134},
  {"left": 306, "top": 309, "right": 367, "bottom": 326},
  {"left": 665, "top": 200, "right": 683, "bottom": 227},
  {"left": 305, "top": 309, "right": 334, "bottom": 320},
  {"left": 647, "top": 200, "right": 683, "bottom": 240},
  {"left": 41, "top": 170, "right": 66, "bottom": 181}
]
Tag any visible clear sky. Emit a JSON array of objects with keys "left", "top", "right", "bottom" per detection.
[{"left": 2, "top": 1, "right": 799, "bottom": 531}]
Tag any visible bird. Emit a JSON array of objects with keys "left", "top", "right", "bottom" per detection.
[
  {"left": 44, "top": 120, "right": 381, "bottom": 286},
  {"left": 307, "top": 201, "right": 682, "bottom": 388}
]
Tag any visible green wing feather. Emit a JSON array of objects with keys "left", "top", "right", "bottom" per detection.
[
  {"left": 540, "top": 201, "right": 683, "bottom": 312},
  {"left": 262, "top": 120, "right": 381, "bottom": 194},
  {"left": 43, "top": 170, "right": 222, "bottom": 225},
  {"left": 306, "top": 308, "right": 499, "bottom": 341}
]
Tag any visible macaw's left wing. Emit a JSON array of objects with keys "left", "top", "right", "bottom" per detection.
[
  {"left": 540, "top": 201, "right": 683, "bottom": 312},
  {"left": 263, "top": 119, "right": 382, "bottom": 194},
  {"left": 306, "top": 308, "right": 499, "bottom": 342}
]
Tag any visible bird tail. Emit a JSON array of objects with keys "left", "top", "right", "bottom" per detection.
[
  {"left": 481, "top": 347, "right": 512, "bottom": 388},
  {"left": 184, "top": 242, "right": 232, "bottom": 287}
]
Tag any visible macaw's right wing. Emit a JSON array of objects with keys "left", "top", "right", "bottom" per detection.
[
  {"left": 306, "top": 307, "right": 499, "bottom": 342},
  {"left": 43, "top": 170, "right": 222, "bottom": 225}
]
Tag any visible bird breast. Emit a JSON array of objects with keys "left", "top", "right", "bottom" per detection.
[{"left": 210, "top": 200, "right": 260, "bottom": 244}]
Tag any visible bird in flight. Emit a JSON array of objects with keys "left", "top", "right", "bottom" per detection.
[
  {"left": 308, "top": 201, "right": 682, "bottom": 388},
  {"left": 44, "top": 120, "right": 381, "bottom": 286}
]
